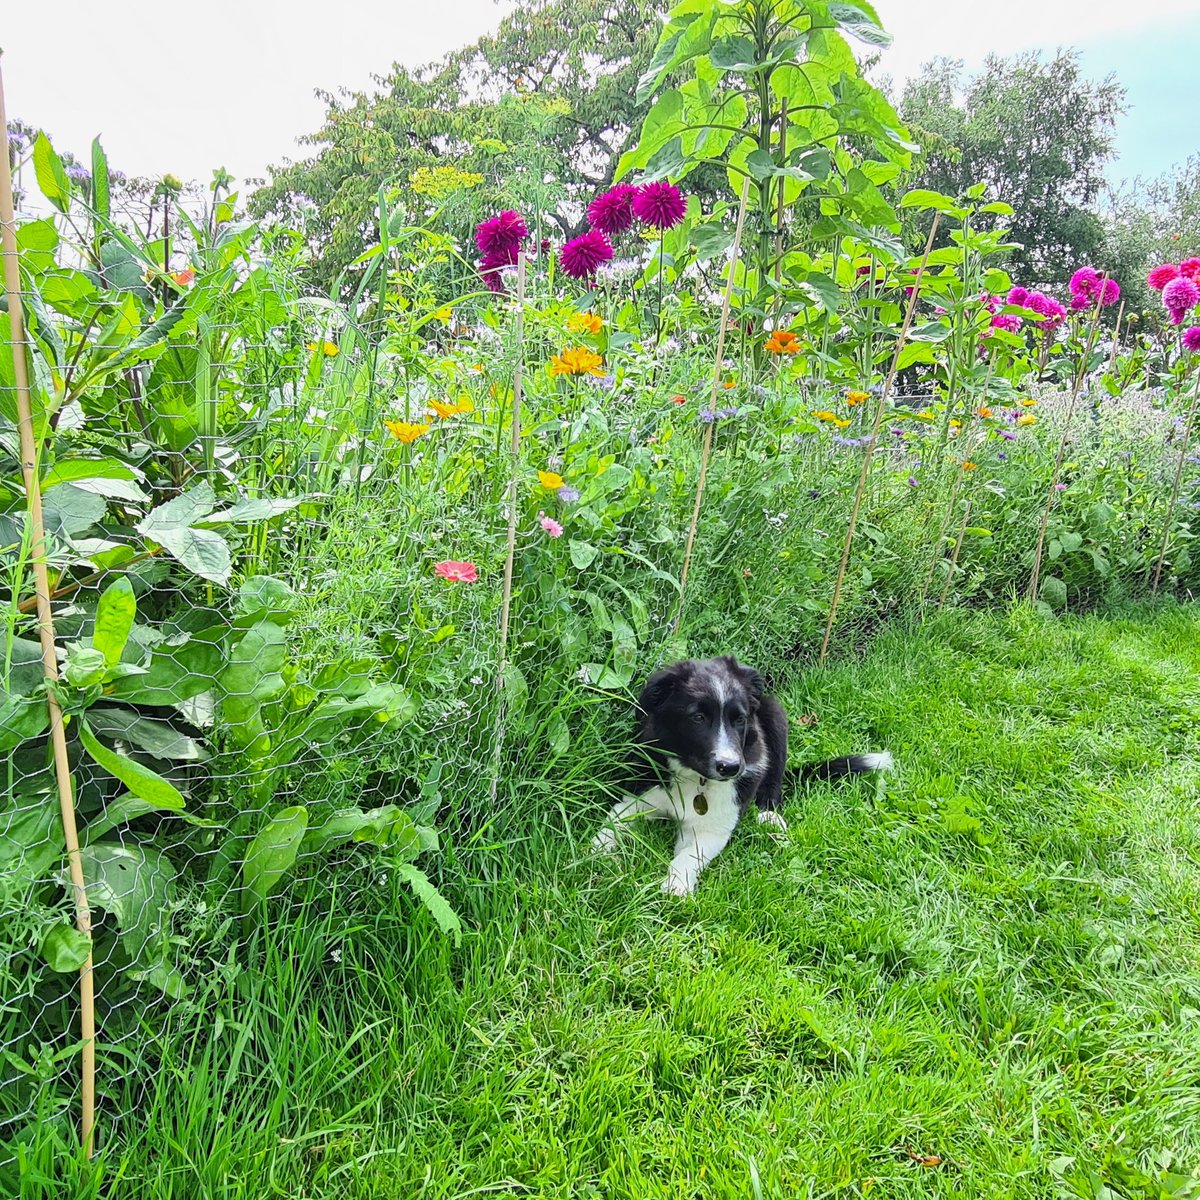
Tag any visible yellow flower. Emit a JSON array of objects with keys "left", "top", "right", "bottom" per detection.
[
  {"left": 812, "top": 410, "right": 838, "bottom": 423},
  {"left": 916, "top": 410, "right": 934, "bottom": 421},
  {"left": 833, "top": 417, "right": 852, "bottom": 429},
  {"left": 722, "top": 379, "right": 737, "bottom": 390},
  {"left": 549, "top": 347, "right": 605, "bottom": 377},
  {"left": 567, "top": 311, "right": 604, "bottom": 336},
  {"left": 846, "top": 390, "right": 869, "bottom": 406},
  {"left": 764, "top": 330, "right": 801, "bottom": 355},
  {"left": 471, "top": 364, "right": 484, "bottom": 373},
  {"left": 428, "top": 400, "right": 460, "bottom": 419},
  {"left": 1020, "top": 398, "right": 1037, "bottom": 407},
  {"left": 454, "top": 397, "right": 474, "bottom": 414},
  {"left": 1017, "top": 413, "right": 1036, "bottom": 426},
  {"left": 434, "top": 305, "right": 454, "bottom": 325},
  {"left": 949, "top": 418, "right": 962, "bottom": 429},
  {"left": 975, "top": 406, "right": 993, "bottom": 419},
  {"left": 384, "top": 420, "right": 430, "bottom": 444},
  {"left": 306, "top": 340, "right": 339, "bottom": 356},
  {"left": 962, "top": 460, "right": 977, "bottom": 471},
  {"left": 538, "top": 470, "right": 565, "bottom": 490}
]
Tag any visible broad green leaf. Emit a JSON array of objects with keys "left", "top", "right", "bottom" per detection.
[
  {"left": 85, "top": 705, "right": 208, "bottom": 761},
  {"left": 1060, "top": 531, "right": 1084, "bottom": 553},
  {"left": 42, "top": 457, "right": 140, "bottom": 489},
  {"left": 222, "top": 621, "right": 287, "bottom": 704},
  {"left": 243, "top": 806, "right": 309, "bottom": 902},
  {"left": 202, "top": 496, "right": 304, "bottom": 525},
  {"left": 691, "top": 221, "right": 734, "bottom": 261},
  {"left": 107, "top": 629, "right": 224, "bottom": 706},
  {"left": 828, "top": 2, "right": 893, "bottom": 47},
  {"left": 900, "top": 188, "right": 966, "bottom": 216},
  {"left": 3, "top": 636, "right": 47, "bottom": 696},
  {"left": 93, "top": 577, "right": 137, "bottom": 667},
  {"left": 33, "top": 132, "right": 72, "bottom": 213},
  {"left": 0, "top": 789, "right": 62, "bottom": 886},
  {"left": 0, "top": 692, "right": 50, "bottom": 752},
  {"left": 642, "top": 136, "right": 686, "bottom": 183},
  {"left": 16, "top": 219, "right": 60, "bottom": 271},
  {"left": 907, "top": 319, "right": 954, "bottom": 343},
  {"left": 42, "top": 483, "right": 106, "bottom": 536},
  {"left": 91, "top": 138, "right": 111, "bottom": 220},
  {"left": 1040, "top": 576, "right": 1068, "bottom": 611},
  {"left": 569, "top": 540, "right": 600, "bottom": 570},
  {"left": 392, "top": 862, "right": 462, "bottom": 946},
  {"left": 138, "top": 482, "right": 218, "bottom": 535},
  {"left": 80, "top": 719, "right": 186, "bottom": 808},
  {"left": 83, "top": 790, "right": 188, "bottom": 843},
  {"left": 237, "top": 575, "right": 296, "bottom": 625},
  {"left": 41, "top": 923, "right": 92, "bottom": 972}
]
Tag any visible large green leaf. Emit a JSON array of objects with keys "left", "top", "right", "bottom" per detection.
[
  {"left": 828, "top": 2, "right": 893, "bottom": 47},
  {"left": 0, "top": 691, "right": 50, "bottom": 752},
  {"left": 41, "top": 923, "right": 92, "bottom": 973},
  {"left": 202, "top": 496, "right": 305, "bottom": 525},
  {"left": 91, "top": 138, "right": 111, "bottom": 221},
  {"left": 93, "top": 577, "right": 137, "bottom": 667},
  {"left": 243, "top": 806, "right": 309, "bottom": 902},
  {"left": 107, "top": 629, "right": 224, "bottom": 706},
  {"left": 42, "top": 483, "right": 106, "bottom": 537},
  {"left": 85, "top": 705, "right": 208, "bottom": 761},
  {"left": 3, "top": 636, "right": 47, "bottom": 696},
  {"left": 80, "top": 720, "right": 186, "bottom": 808},
  {"left": 0, "top": 789, "right": 62, "bottom": 887},
  {"left": 393, "top": 862, "right": 462, "bottom": 945},
  {"left": 33, "top": 132, "right": 72, "bottom": 213}
]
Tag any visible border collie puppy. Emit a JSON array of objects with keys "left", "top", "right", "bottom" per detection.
[{"left": 593, "top": 656, "right": 892, "bottom": 896}]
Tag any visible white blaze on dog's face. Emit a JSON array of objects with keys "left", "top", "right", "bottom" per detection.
[{"left": 641, "top": 657, "right": 759, "bottom": 782}]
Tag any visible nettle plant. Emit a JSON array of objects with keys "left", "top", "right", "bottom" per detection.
[
  {"left": 2, "top": 135, "right": 458, "bottom": 1003},
  {"left": 620, "top": 0, "right": 914, "bottom": 345}
]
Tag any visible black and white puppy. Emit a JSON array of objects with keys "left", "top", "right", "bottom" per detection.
[{"left": 593, "top": 655, "right": 892, "bottom": 896}]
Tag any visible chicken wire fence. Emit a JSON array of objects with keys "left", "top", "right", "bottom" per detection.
[{"left": 4, "top": 191, "right": 1200, "bottom": 1173}]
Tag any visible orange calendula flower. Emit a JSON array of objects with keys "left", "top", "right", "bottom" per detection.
[
  {"left": 171, "top": 267, "right": 195, "bottom": 286},
  {"left": 962, "top": 460, "right": 977, "bottom": 471},
  {"left": 538, "top": 470, "right": 565, "bottom": 490},
  {"left": 428, "top": 400, "right": 460, "bottom": 419},
  {"left": 384, "top": 420, "right": 430, "bottom": 443},
  {"left": 671, "top": 394, "right": 688, "bottom": 405},
  {"left": 976, "top": 406, "right": 993, "bottom": 419},
  {"left": 846, "top": 390, "right": 869, "bottom": 406},
  {"left": 1017, "top": 413, "right": 1037, "bottom": 426},
  {"left": 549, "top": 347, "right": 605, "bottom": 377},
  {"left": 722, "top": 379, "right": 736, "bottom": 389},
  {"left": 764, "top": 329, "right": 801, "bottom": 355},
  {"left": 307, "top": 340, "right": 339, "bottom": 356},
  {"left": 567, "top": 311, "right": 604, "bottom": 336}
]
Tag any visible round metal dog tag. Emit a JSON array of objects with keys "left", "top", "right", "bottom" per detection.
[{"left": 693, "top": 792, "right": 708, "bottom": 815}]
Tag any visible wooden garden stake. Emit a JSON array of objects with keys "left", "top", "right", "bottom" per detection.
[
  {"left": 937, "top": 497, "right": 972, "bottom": 610},
  {"left": 819, "top": 212, "right": 942, "bottom": 664},
  {"left": 1026, "top": 279, "right": 1109, "bottom": 602},
  {"left": 0, "top": 56, "right": 96, "bottom": 1158},
  {"left": 1150, "top": 366, "right": 1200, "bottom": 594},
  {"left": 674, "top": 178, "right": 751, "bottom": 631},
  {"left": 489, "top": 253, "right": 527, "bottom": 806}
]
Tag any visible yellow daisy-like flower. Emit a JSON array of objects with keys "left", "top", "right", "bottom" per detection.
[
  {"left": 950, "top": 418, "right": 963, "bottom": 429},
  {"left": 846, "top": 390, "right": 869, "bottom": 406},
  {"left": 434, "top": 305, "right": 454, "bottom": 325},
  {"left": 471, "top": 364, "right": 485, "bottom": 373},
  {"left": 549, "top": 347, "right": 605, "bottom": 377},
  {"left": 833, "top": 417, "right": 852, "bottom": 429},
  {"left": 306, "top": 340, "right": 339, "bottom": 356},
  {"left": 1017, "top": 414, "right": 1037, "bottom": 426},
  {"left": 567, "top": 311, "right": 604, "bottom": 336},
  {"left": 812, "top": 410, "right": 838, "bottom": 423},
  {"left": 454, "top": 397, "right": 474, "bottom": 414},
  {"left": 916, "top": 410, "right": 935, "bottom": 421},
  {"left": 1020, "top": 398, "right": 1037, "bottom": 407},
  {"left": 538, "top": 470, "right": 565, "bottom": 490},
  {"left": 428, "top": 400, "right": 460, "bottom": 419},
  {"left": 384, "top": 420, "right": 430, "bottom": 444}
]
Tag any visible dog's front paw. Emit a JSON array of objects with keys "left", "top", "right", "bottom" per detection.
[
  {"left": 661, "top": 870, "right": 696, "bottom": 898},
  {"left": 756, "top": 809, "right": 788, "bottom": 834},
  {"left": 592, "top": 826, "right": 619, "bottom": 855}
]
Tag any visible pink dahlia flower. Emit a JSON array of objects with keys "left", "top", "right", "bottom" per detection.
[
  {"left": 559, "top": 229, "right": 614, "bottom": 280},
  {"left": 1163, "top": 276, "right": 1200, "bottom": 325},
  {"left": 990, "top": 312, "right": 1023, "bottom": 333},
  {"left": 1182, "top": 326, "right": 1200, "bottom": 352},
  {"left": 1148, "top": 263, "right": 1181, "bottom": 291},
  {"left": 1069, "top": 266, "right": 1101, "bottom": 299},
  {"left": 632, "top": 181, "right": 687, "bottom": 230},
  {"left": 475, "top": 210, "right": 528, "bottom": 258},
  {"left": 1007, "top": 285, "right": 1030, "bottom": 306},
  {"left": 587, "top": 184, "right": 637, "bottom": 236}
]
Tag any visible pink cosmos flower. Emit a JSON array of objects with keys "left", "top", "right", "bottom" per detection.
[
  {"left": 1183, "top": 326, "right": 1200, "bottom": 353},
  {"left": 632, "top": 181, "right": 687, "bottom": 230},
  {"left": 559, "top": 229, "right": 614, "bottom": 280},
  {"left": 538, "top": 511, "right": 564, "bottom": 538},
  {"left": 1163, "top": 276, "right": 1200, "bottom": 325},
  {"left": 1148, "top": 263, "right": 1180, "bottom": 291},
  {"left": 475, "top": 210, "right": 528, "bottom": 258},
  {"left": 587, "top": 184, "right": 637, "bottom": 236},
  {"left": 434, "top": 560, "right": 478, "bottom": 583}
]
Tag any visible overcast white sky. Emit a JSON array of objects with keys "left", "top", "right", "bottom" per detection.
[{"left": 3, "top": 0, "right": 1199, "bottom": 189}]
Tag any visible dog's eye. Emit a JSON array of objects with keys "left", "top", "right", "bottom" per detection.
[{"left": 691, "top": 711, "right": 706, "bottom": 724}]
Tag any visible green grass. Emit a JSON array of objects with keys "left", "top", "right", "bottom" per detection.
[{"left": 24, "top": 603, "right": 1200, "bottom": 1200}]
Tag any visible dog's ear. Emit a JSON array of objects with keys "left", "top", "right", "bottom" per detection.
[
  {"left": 724, "top": 657, "right": 764, "bottom": 706},
  {"left": 637, "top": 662, "right": 688, "bottom": 714}
]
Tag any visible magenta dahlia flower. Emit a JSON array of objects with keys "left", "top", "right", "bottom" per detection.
[
  {"left": 1007, "top": 285, "right": 1030, "bottom": 306},
  {"left": 1183, "top": 326, "right": 1200, "bottom": 353},
  {"left": 632, "top": 181, "right": 687, "bottom": 230},
  {"left": 587, "top": 184, "right": 638, "bottom": 236},
  {"left": 990, "top": 312, "right": 1023, "bottom": 333},
  {"left": 1070, "top": 291, "right": 1091, "bottom": 312},
  {"left": 1148, "top": 263, "right": 1180, "bottom": 291},
  {"left": 979, "top": 291, "right": 1001, "bottom": 313},
  {"left": 475, "top": 210, "right": 528, "bottom": 258},
  {"left": 480, "top": 248, "right": 510, "bottom": 293},
  {"left": 1163, "top": 276, "right": 1200, "bottom": 325},
  {"left": 1181, "top": 257, "right": 1200, "bottom": 276},
  {"left": 559, "top": 229, "right": 614, "bottom": 280},
  {"left": 1069, "top": 266, "right": 1101, "bottom": 299},
  {"left": 1100, "top": 278, "right": 1120, "bottom": 306}
]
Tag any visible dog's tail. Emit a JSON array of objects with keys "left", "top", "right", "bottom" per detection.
[{"left": 792, "top": 751, "right": 894, "bottom": 782}]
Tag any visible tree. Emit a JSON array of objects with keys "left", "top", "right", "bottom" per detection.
[
  {"left": 250, "top": 0, "right": 664, "bottom": 290},
  {"left": 898, "top": 52, "right": 1125, "bottom": 288}
]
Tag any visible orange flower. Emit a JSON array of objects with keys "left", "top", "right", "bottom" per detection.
[
  {"left": 812, "top": 410, "right": 839, "bottom": 423},
  {"left": 846, "top": 390, "right": 869, "bottom": 406},
  {"left": 384, "top": 420, "right": 430, "bottom": 444},
  {"left": 722, "top": 379, "right": 736, "bottom": 389},
  {"left": 764, "top": 329, "right": 800, "bottom": 355},
  {"left": 962, "top": 460, "right": 977, "bottom": 471},
  {"left": 975, "top": 406, "right": 993, "bottom": 419},
  {"left": 549, "top": 347, "right": 605, "bottom": 377},
  {"left": 567, "top": 311, "right": 603, "bottom": 336},
  {"left": 833, "top": 417, "right": 852, "bottom": 429},
  {"left": 171, "top": 267, "right": 195, "bottom": 286},
  {"left": 671, "top": 394, "right": 688, "bottom": 405},
  {"left": 428, "top": 400, "right": 460, "bottom": 419}
]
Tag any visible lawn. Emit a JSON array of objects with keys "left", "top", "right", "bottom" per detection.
[{"left": 32, "top": 601, "right": 1200, "bottom": 1200}]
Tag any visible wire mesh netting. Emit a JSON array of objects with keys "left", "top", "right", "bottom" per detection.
[{"left": 4, "top": 123, "right": 1200, "bottom": 1183}]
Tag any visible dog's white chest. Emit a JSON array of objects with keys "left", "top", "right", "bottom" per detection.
[{"left": 663, "top": 764, "right": 738, "bottom": 826}]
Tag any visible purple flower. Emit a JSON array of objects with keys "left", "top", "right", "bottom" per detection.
[
  {"left": 1054, "top": 482, "right": 1067, "bottom": 491},
  {"left": 907, "top": 475, "right": 919, "bottom": 487},
  {"left": 998, "top": 429, "right": 1017, "bottom": 440},
  {"left": 632, "top": 181, "right": 687, "bottom": 230},
  {"left": 891, "top": 426, "right": 906, "bottom": 437},
  {"left": 587, "top": 184, "right": 638, "bottom": 236},
  {"left": 592, "top": 373, "right": 616, "bottom": 389},
  {"left": 997, "top": 452, "right": 1008, "bottom": 461},
  {"left": 559, "top": 229, "right": 614, "bottom": 280},
  {"left": 698, "top": 408, "right": 717, "bottom": 423},
  {"left": 475, "top": 210, "right": 528, "bottom": 258},
  {"left": 832, "top": 434, "right": 871, "bottom": 449},
  {"left": 65, "top": 163, "right": 90, "bottom": 185},
  {"left": 1164, "top": 277, "right": 1200, "bottom": 325},
  {"left": 480, "top": 248, "right": 512, "bottom": 293},
  {"left": 808, "top": 489, "right": 821, "bottom": 500},
  {"left": 1182, "top": 326, "right": 1200, "bottom": 353},
  {"left": 557, "top": 486, "right": 581, "bottom": 503}
]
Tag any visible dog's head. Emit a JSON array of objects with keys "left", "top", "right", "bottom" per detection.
[{"left": 637, "top": 655, "right": 763, "bottom": 781}]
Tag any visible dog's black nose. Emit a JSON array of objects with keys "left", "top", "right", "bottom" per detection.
[{"left": 713, "top": 758, "right": 740, "bottom": 779}]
